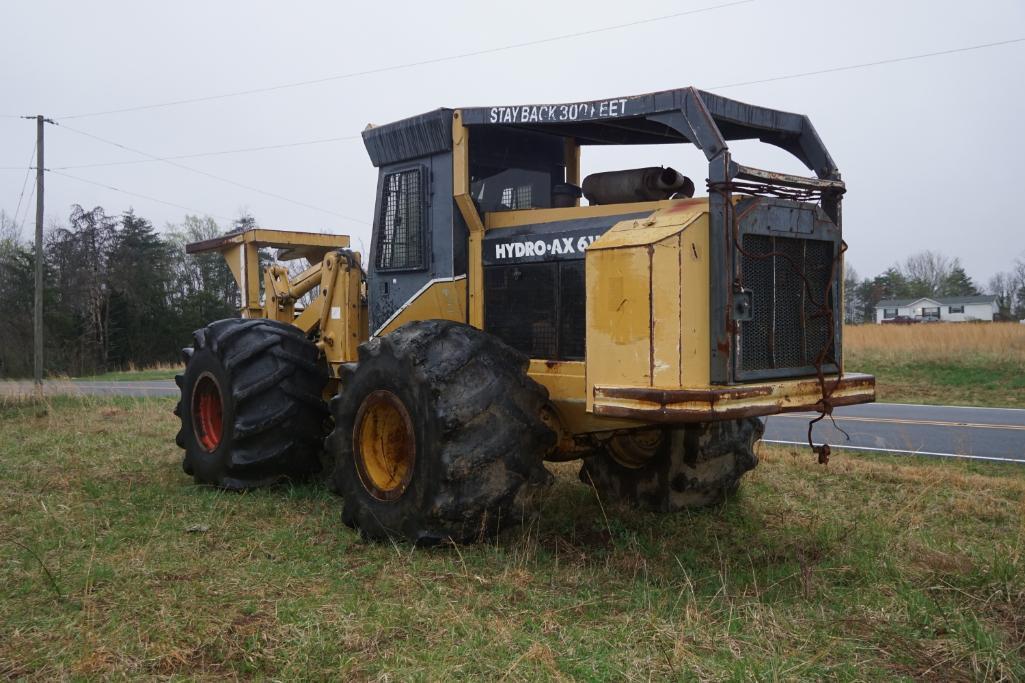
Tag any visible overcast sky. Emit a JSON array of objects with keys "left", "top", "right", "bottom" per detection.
[{"left": 2, "top": 0, "right": 1023, "bottom": 283}]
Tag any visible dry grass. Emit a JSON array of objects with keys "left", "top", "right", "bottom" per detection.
[
  {"left": 0, "top": 379, "right": 80, "bottom": 403},
  {"left": 2, "top": 397, "right": 1025, "bottom": 680},
  {"left": 72, "top": 362, "right": 184, "bottom": 382},
  {"left": 119, "top": 360, "right": 183, "bottom": 373},
  {"left": 845, "top": 322, "right": 1025, "bottom": 364},
  {"left": 844, "top": 323, "right": 1025, "bottom": 407}
]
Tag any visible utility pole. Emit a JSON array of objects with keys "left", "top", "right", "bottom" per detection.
[
  {"left": 34, "top": 115, "right": 43, "bottom": 392},
  {"left": 26, "top": 115, "right": 48, "bottom": 395}
]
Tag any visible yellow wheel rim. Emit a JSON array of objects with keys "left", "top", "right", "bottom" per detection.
[{"left": 353, "top": 390, "right": 416, "bottom": 501}]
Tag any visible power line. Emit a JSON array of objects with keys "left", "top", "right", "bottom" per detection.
[
  {"left": 54, "top": 122, "right": 370, "bottom": 225},
  {"left": 4, "top": 31, "right": 1016, "bottom": 172},
  {"left": 709, "top": 36, "right": 1025, "bottom": 90},
  {"left": 18, "top": 177, "right": 35, "bottom": 236},
  {"left": 49, "top": 169, "right": 228, "bottom": 220},
  {"left": 49, "top": 133, "right": 361, "bottom": 170},
  {"left": 56, "top": 0, "right": 753, "bottom": 120},
  {"left": 12, "top": 141, "right": 36, "bottom": 227},
  {"left": 32, "top": 35, "right": 1025, "bottom": 171},
  {"left": 12, "top": 30, "right": 1019, "bottom": 231}
]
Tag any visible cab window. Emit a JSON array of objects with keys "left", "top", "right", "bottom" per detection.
[{"left": 376, "top": 167, "right": 426, "bottom": 270}]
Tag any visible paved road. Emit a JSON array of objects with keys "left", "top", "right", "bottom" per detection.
[
  {"left": 3, "top": 380, "right": 1023, "bottom": 463},
  {"left": 762, "top": 402, "right": 1025, "bottom": 463}
]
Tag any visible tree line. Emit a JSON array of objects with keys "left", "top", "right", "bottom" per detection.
[
  {"left": 844, "top": 251, "right": 1025, "bottom": 324},
  {"left": 0, "top": 203, "right": 1022, "bottom": 377},
  {"left": 0, "top": 205, "right": 242, "bottom": 378}
]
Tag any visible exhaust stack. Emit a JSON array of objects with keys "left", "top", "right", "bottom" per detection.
[{"left": 582, "top": 166, "right": 695, "bottom": 205}]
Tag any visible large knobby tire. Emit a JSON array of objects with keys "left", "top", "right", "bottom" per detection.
[
  {"left": 579, "top": 418, "right": 764, "bottom": 511},
  {"left": 326, "top": 320, "right": 555, "bottom": 545},
  {"left": 174, "top": 318, "right": 329, "bottom": 489}
]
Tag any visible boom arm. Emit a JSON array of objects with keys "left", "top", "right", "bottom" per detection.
[{"left": 186, "top": 228, "right": 368, "bottom": 375}]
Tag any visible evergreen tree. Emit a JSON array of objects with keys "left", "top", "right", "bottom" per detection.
[
  {"left": 939, "top": 263, "right": 979, "bottom": 297},
  {"left": 46, "top": 205, "right": 118, "bottom": 373},
  {"left": 106, "top": 210, "right": 176, "bottom": 366},
  {"left": 0, "top": 203, "right": 250, "bottom": 377},
  {"left": 853, "top": 268, "right": 912, "bottom": 323},
  {"left": 0, "top": 211, "right": 35, "bottom": 377}
]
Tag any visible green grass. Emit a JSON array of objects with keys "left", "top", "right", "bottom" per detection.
[
  {"left": 75, "top": 368, "right": 181, "bottom": 382},
  {"left": 849, "top": 354, "right": 1025, "bottom": 408},
  {"left": 2, "top": 397, "right": 1024, "bottom": 680}
]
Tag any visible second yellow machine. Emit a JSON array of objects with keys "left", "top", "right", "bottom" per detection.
[{"left": 176, "top": 87, "right": 875, "bottom": 544}]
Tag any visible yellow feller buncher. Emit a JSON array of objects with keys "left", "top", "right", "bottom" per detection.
[{"left": 176, "top": 87, "right": 875, "bottom": 544}]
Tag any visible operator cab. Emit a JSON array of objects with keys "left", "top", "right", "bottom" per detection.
[
  {"left": 361, "top": 87, "right": 847, "bottom": 385},
  {"left": 469, "top": 126, "right": 564, "bottom": 213}
]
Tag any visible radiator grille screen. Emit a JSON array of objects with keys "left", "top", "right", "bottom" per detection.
[
  {"left": 739, "top": 234, "right": 836, "bottom": 375},
  {"left": 559, "top": 261, "right": 586, "bottom": 359},
  {"left": 484, "top": 261, "right": 585, "bottom": 360}
]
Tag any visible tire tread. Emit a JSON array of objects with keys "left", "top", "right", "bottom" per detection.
[{"left": 175, "top": 317, "right": 328, "bottom": 490}]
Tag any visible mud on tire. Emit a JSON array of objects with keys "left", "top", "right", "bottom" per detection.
[
  {"left": 175, "top": 318, "right": 329, "bottom": 489},
  {"left": 579, "top": 418, "right": 763, "bottom": 511},
  {"left": 326, "top": 320, "right": 555, "bottom": 545}
]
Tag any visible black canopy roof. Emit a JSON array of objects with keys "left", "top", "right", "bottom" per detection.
[{"left": 362, "top": 87, "right": 838, "bottom": 180}]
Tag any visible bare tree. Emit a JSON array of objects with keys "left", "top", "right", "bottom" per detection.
[
  {"left": 900, "top": 250, "right": 954, "bottom": 297},
  {"left": 843, "top": 261, "right": 861, "bottom": 324},
  {"left": 1013, "top": 258, "right": 1025, "bottom": 319},
  {"left": 0, "top": 209, "right": 20, "bottom": 244},
  {"left": 1014, "top": 258, "right": 1025, "bottom": 290},
  {"left": 987, "top": 261, "right": 1025, "bottom": 320},
  {"left": 988, "top": 272, "right": 1014, "bottom": 316}
]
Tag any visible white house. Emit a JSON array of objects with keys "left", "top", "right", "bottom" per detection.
[{"left": 875, "top": 295, "right": 999, "bottom": 323}]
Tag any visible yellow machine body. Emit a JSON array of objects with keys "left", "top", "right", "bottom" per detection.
[
  {"left": 188, "top": 200, "right": 873, "bottom": 452},
  {"left": 188, "top": 95, "right": 875, "bottom": 458}
]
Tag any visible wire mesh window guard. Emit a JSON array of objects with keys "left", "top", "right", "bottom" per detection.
[{"left": 376, "top": 168, "right": 426, "bottom": 270}]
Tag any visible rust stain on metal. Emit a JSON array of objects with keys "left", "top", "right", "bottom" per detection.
[
  {"left": 592, "top": 373, "right": 875, "bottom": 423},
  {"left": 677, "top": 234, "right": 683, "bottom": 387},
  {"left": 594, "top": 403, "right": 777, "bottom": 423},
  {"left": 666, "top": 197, "right": 705, "bottom": 213},
  {"left": 593, "top": 391, "right": 872, "bottom": 424},
  {"left": 648, "top": 244, "right": 655, "bottom": 388},
  {"left": 185, "top": 232, "right": 241, "bottom": 254},
  {"left": 596, "top": 384, "right": 774, "bottom": 404}
]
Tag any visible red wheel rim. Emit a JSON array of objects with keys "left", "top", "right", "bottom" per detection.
[{"left": 191, "top": 373, "right": 223, "bottom": 452}]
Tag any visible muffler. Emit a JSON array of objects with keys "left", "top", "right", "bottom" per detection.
[{"left": 581, "top": 166, "right": 695, "bottom": 205}]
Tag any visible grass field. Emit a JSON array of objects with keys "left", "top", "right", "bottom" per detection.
[
  {"left": 2, "top": 397, "right": 1024, "bottom": 680},
  {"left": 74, "top": 362, "right": 183, "bottom": 382},
  {"left": 58, "top": 323, "right": 1025, "bottom": 410},
  {"left": 845, "top": 322, "right": 1025, "bottom": 408}
]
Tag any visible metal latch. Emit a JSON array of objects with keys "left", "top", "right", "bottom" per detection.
[{"left": 733, "top": 288, "right": 754, "bottom": 321}]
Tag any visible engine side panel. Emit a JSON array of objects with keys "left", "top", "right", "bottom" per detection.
[{"left": 480, "top": 212, "right": 647, "bottom": 360}]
